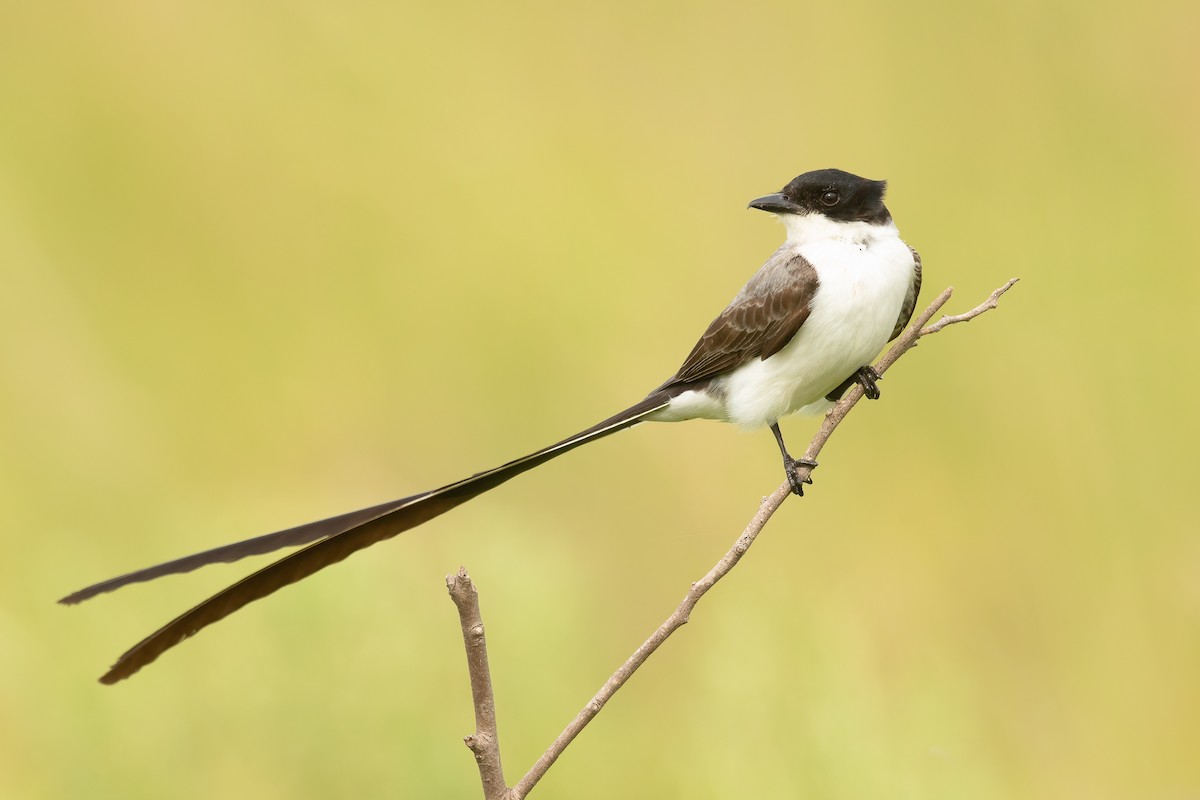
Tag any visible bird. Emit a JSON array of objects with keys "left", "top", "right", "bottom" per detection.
[{"left": 61, "top": 168, "right": 921, "bottom": 684}]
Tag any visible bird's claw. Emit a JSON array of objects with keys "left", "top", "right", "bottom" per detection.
[
  {"left": 783, "top": 456, "right": 818, "bottom": 496},
  {"left": 854, "top": 366, "right": 882, "bottom": 400}
]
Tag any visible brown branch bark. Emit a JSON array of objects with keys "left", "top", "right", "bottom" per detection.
[
  {"left": 452, "top": 279, "right": 1019, "bottom": 799},
  {"left": 921, "top": 278, "right": 1020, "bottom": 335},
  {"left": 446, "top": 567, "right": 508, "bottom": 800}
]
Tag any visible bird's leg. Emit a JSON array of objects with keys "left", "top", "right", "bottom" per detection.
[
  {"left": 770, "top": 422, "right": 817, "bottom": 496},
  {"left": 852, "top": 365, "right": 882, "bottom": 400}
]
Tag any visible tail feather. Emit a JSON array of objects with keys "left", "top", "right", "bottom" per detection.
[
  {"left": 88, "top": 394, "right": 670, "bottom": 684},
  {"left": 58, "top": 498, "right": 418, "bottom": 605}
]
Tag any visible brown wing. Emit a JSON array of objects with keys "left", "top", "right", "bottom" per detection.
[
  {"left": 661, "top": 250, "right": 819, "bottom": 389},
  {"left": 889, "top": 245, "right": 922, "bottom": 341}
]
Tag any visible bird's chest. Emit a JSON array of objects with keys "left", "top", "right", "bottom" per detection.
[{"left": 794, "top": 235, "right": 912, "bottom": 354}]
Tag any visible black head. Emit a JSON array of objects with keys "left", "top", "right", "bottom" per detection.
[{"left": 748, "top": 168, "right": 891, "bottom": 224}]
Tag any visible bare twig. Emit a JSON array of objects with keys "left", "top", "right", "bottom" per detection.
[
  {"left": 453, "top": 280, "right": 1019, "bottom": 799},
  {"left": 921, "top": 278, "right": 1020, "bottom": 335},
  {"left": 447, "top": 568, "right": 508, "bottom": 800},
  {"left": 509, "top": 480, "right": 791, "bottom": 798}
]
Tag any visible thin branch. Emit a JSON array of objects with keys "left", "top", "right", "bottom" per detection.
[
  {"left": 509, "top": 479, "right": 791, "bottom": 798},
  {"left": 447, "top": 567, "right": 508, "bottom": 800},
  {"left": 921, "top": 278, "right": 1020, "bottom": 335},
  {"left": 455, "top": 280, "right": 1019, "bottom": 799}
]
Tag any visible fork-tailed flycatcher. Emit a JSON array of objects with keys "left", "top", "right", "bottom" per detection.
[{"left": 62, "top": 168, "right": 922, "bottom": 684}]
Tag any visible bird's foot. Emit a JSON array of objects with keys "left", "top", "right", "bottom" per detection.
[
  {"left": 783, "top": 456, "right": 818, "bottom": 496},
  {"left": 854, "top": 366, "right": 882, "bottom": 400}
]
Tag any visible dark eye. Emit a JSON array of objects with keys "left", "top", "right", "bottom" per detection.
[{"left": 820, "top": 190, "right": 840, "bottom": 206}]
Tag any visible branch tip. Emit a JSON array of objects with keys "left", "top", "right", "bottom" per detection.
[
  {"left": 447, "top": 566, "right": 507, "bottom": 797},
  {"left": 921, "top": 278, "right": 1018, "bottom": 335}
]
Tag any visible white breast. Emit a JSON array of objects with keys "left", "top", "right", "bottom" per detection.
[{"left": 720, "top": 219, "right": 915, "bottom": 429}]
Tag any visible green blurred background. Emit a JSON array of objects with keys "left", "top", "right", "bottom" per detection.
[{"left": 3, "top": 1, "right": 1197, "bottom": 797}]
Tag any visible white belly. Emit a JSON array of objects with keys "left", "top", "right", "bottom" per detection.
[{"left": 652, "top": 227, "right": 915, "bottom": 430}]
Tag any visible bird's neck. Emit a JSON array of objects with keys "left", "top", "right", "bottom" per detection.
[{"left": 781, "top": 214, "right": 898, "bottom": 247}]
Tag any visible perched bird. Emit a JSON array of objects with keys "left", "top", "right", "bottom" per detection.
[{"left": 62, "top": 168, "right": 921, "bottom": 684}]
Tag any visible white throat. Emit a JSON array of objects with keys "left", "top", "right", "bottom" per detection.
[{"left": 779, "top": 212, "right": 896, "bottom": 246}]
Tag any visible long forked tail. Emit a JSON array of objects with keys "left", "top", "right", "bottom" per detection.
[{"left": 64, "top": 394, "right": 671, "bottom": 684}]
